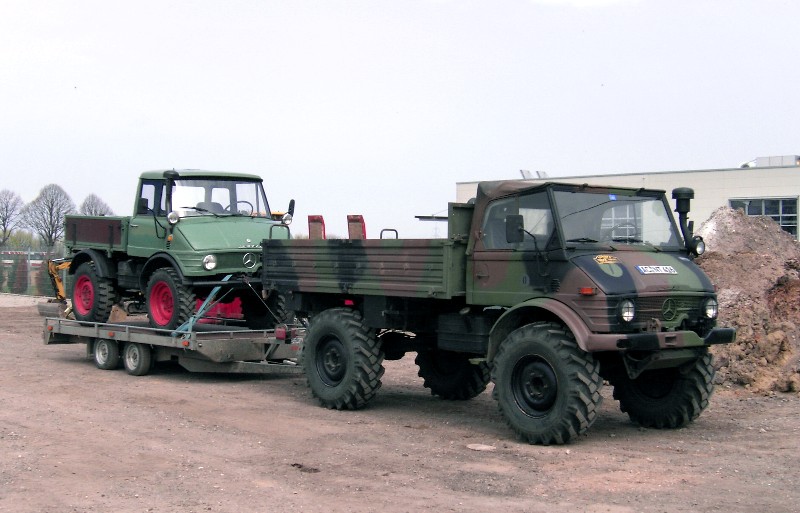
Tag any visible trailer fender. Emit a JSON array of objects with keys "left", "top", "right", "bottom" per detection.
[
  {"left": 140, "top": 253, "right": 187, "bottom": 290},
  {"left": 487, "top": 298, "right": 591, "bottom": 362},
  {"left": 69, "top": 249, "right": 115, "bottom": 278}
]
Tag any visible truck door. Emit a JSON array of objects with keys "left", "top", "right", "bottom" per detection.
[
  {"left": 127, "top": 179, "right": 169, "bottom": 257},
  {"left": 469, "top": 191, "right": 555, "bottom": 306}
]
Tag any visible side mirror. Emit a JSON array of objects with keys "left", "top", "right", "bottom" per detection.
[
  {"left": 287, "top": 199, "right": 295, "bottom": 217},
  {"left": 505, "top": 214, "right": 524, "bottom": 244}
]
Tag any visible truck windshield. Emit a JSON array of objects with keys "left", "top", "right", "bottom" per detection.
[
  {"left": 171, "top": 178, "right": 271, "bottom": 218},
  {"left": 554, "top": 190, "right": 682, "bottom": 249}
]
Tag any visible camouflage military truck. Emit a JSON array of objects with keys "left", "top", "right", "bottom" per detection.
[
  {"left": 65, "top": 169, "right": 294, "bottom": 330},
  {"left": 261, "top": 181, "right": 736, "bottom": 444}
]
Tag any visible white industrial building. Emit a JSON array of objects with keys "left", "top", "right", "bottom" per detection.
[{"left": 456, "top": 155, "right": 800, "bottom": 238}]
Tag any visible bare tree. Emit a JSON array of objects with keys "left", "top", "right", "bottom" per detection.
[
  {"left": 79, "top": 194, "right": 114, "bottom": 216},
  {"left": 21, "top": 184, "right": 76, "bottom": 248},
  {"left": 0, "top": 189, "right": 24, "bottom": 246}
]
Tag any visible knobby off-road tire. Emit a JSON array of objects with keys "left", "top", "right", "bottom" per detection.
[
  {"left": 240, "top": 293, "right": 293, "bottom": 330},
  {"left": 415, "top": 349, "right": 490, "bottom": 400},
  {"left": 491, "top": 322, "right": 603, "bottom": 445},
  {"left": 123, "top": 343, "right": 153, "bottom": 376},
  {"left": 612, "top": 350, "right": 715, "bottom": 429},
  {"left": 303, "top": 308, "right": 384, "bottom": 410},
  {"left": 72, "top": 261, "right": 115, "bottom": 324},
  {"left": 93, "top": 339, "right": 120, "bottom": 370},
  {"left": 145, "top": 268, "right": 195, "bottom": 330}
]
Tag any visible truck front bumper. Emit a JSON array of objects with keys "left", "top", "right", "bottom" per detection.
[{"left": 584, "top": 327, "right": 737, "bottom": 352}]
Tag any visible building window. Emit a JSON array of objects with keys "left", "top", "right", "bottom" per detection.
[{"left": 729, "top": 198, "right": 798, "bottom": 237}]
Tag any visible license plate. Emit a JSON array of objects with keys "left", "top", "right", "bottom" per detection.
[{"left": 636, "top": 265, "right": 677, "bottom": 275}]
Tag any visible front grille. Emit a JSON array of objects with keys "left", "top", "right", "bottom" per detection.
[{"left": 636, "top": 296, "right": 704, "bottom": 323}]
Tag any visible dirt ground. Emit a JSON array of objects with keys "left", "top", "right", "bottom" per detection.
[{"left": 1, "top": 296, "right": 798, "bottom": 513}]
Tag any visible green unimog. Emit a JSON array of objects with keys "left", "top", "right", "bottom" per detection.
[
  {"left": 65, "top": 169, "right": 294, "bottom": 330},
  {"left": 261, "top": 181, "right": 736, "bottom": 444}
]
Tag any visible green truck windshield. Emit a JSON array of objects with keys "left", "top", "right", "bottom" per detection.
[
  {"left": 554, "top": 190, "right": 682, "bottom": 248},
  {"left": 172, "top": 178, "right": 271, "bottom": 218}
]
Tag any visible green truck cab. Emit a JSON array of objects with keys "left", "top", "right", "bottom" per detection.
[
  {"left": 65, "top": 170, "right": 294, "bottom": 330},
  {"left": 262, "top": 180, "right": 735, "bottom": 444}
]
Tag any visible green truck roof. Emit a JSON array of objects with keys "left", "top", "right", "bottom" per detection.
[{"left": 138, "top": 169, "right": 263, "bottom": 181}]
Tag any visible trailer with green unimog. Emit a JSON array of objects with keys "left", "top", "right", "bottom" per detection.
[{"left": 261, "top": 180, "right": 736, "bottom": 444}]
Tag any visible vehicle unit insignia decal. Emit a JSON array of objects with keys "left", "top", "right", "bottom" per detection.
[
  {"left": 594, "top": 255, "right": 618, "bottom": 265},
  {"left": 636, "top": 265, "right": 677, "bottom": 275}
]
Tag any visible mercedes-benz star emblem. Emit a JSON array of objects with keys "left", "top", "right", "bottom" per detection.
[
  {"left": 661, "top": 298, "right": 677, "bottom": 321},
  {"left": 243, "top": 253, "right": 256, "bottom": 269}
]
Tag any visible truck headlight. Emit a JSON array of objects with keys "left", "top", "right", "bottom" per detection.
[
  {"left": 703, "top": 297, "right": 718, "bottom": 319},
  {"left": 618, "top": 299, "right": 636, "bottom": 323},
  {"left": 202, "top": 254, "right": 217, "bottom": 270}
]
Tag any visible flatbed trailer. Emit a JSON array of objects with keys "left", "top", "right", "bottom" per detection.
[{"left": 43, "top": 316, "right": 304, "bottom": 376}]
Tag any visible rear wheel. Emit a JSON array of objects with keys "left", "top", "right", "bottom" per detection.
[
  {"left": 146, "top": 268, "right": 195, "bottom": 330},
  {"left": 612, "top": 351, "right": 715, "bottom": 429},
  {"left": 240, "top": 293, "right": 293, "bottom": 330},
  {"left": 491, "top": 322, "right": 603, "bottom": 445},
  {"left": 302, "top": 308, "right": 384, "bottom": 410},
  {"left": 93, "top": 339, "right": 120, "bottom": 370},
  {"left": 123, "top": 343, "right": 153, "bottom": 376},
  {"left": 72, "top": 261, "right": 115, "bottom": 323},
  {"left": 415, "top": 349, "right": 490, "bottom": 400}
]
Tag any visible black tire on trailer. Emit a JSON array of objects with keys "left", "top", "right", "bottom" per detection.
[
  {"left": 145, "top": 268, "right": 195, "bottom": 330},
  {"left": 415, "top": 349, "right": 490, "bottom": 400},
  {"left": 93, "top": 339, "right": 120, "bottom": 370},
  {"left": 122, "top": 342, "right": 153, "bottom": 376},
  {"left": 612, "top": 350, "right": 715, "bottom": 429},
  {"left": 71, "top": 261, "right": 115, "bottom": 323},
  {"left": 302, "top": 308, "right": 384, "bottom": 410},
  {"left": 240, "top": 293, "right": 293, "bottom": 330},
  {"left": 491, "top": 322, "right": 603, "bottom": 445}
]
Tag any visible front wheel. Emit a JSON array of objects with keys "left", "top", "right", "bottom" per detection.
[
  {"left": 491, "top": 322, "right": 603, "bottom": 445},
  {"left": 612, "top": 351, "right": 715, "bottom": 429},
  {"left": 302, "top": 308, "right": 384, "bottom": 410},
  {"left": 415, "top": 349, "right": 490, "bottom": 400},
  {"left": 145, "top": 268, "right": 195, "bottom": 330}
]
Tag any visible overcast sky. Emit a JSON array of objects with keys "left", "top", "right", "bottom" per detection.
[{"left": 2, "top": 0, "right": 799, "bottom": 238}]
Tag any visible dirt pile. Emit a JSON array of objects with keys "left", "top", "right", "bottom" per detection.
[{"left": 696, "top": 207, "right": 800, "bottom": 393}]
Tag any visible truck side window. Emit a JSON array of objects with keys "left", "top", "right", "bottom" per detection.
[
  {"left": 482, "top": 192, "right": 554, "bottom": 250},
  {"left": 138, "top": 180, "right": 166, "bottom": 216}
]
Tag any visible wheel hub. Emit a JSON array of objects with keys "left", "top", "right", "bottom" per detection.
[
  {"left": 317, "top": 337, "right": 347, "bottom": 386},
  {"left": 513, "top": 357, "right": 559, "bottom": 416}
]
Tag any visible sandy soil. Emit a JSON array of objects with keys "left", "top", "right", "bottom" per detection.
[{"left": 1, "top": 295, "right": 798, "bottom": 513}]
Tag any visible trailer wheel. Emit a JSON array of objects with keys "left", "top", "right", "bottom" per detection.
[
  {"left": 146, "top": 268, "right": 195, "bottom": 330},
  {"left": 72, "top": 261, "right": 115, "bottom": 324},
  {"left": 123, "top": 343, "right": 153, "bottom": 376},
  {"left": 303, "top": 308, "right": 384, "bottom": 410},
  {"left": 612, "top": 351, "right": 715, "bottom": 429},
  {"left": 93, "top": 339, "right": 120, "bottom": 370},
  {"left": 415, "top": 349, "right": 490, "bottom": 400},
  {"left": 491, "top": 322, "right": 603, "bottom": 445}
]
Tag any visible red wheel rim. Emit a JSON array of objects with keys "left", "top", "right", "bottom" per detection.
[
  {"left": 74, "top": 275, "right": 94, "bottom": 316},
  {"left": 149, "top": 280, "right": 174, "bottom": 327}
]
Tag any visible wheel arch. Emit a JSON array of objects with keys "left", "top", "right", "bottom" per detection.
[
  {"left": 69, "top": 249, "right": 115, "bottom": 278},
  {"left": 140, "top": 253, "right": 186, "bottom": 290},
  {"left": 487, "top": 298, "right": 592, "bottom": 362}
]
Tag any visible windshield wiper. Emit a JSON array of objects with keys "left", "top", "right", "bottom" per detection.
[
  {"left": 180, "top": 206, "right": 222, "bottom": 217},
  {"left": 566, "top": 237, "right": 600, "bottom": 243}
]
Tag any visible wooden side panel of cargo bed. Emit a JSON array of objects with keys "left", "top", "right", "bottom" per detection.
[
  {"left": 262, "top": 239, "right": 466, "bottom": 299},
  {"left": 65, "top": 216, "right": 127, "bottom": 250}
]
